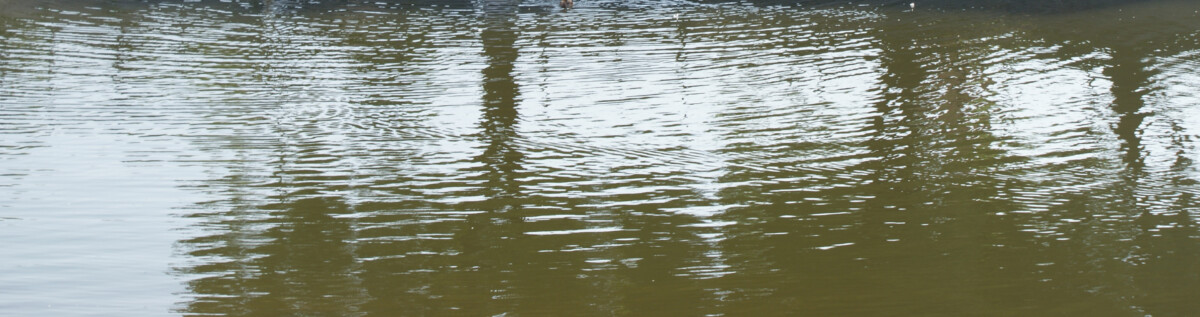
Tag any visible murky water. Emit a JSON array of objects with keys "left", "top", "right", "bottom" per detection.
[{"left": 3, "top": 0, "right": 1200, "bottom": 315}]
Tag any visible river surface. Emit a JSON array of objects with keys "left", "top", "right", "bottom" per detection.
[{"left": 3, "top": 0, "right": 1200, "bottom": 315}]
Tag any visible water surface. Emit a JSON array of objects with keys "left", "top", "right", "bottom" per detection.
[{"left": 3, "top": 0, "right": 1200, "bottom": 315}]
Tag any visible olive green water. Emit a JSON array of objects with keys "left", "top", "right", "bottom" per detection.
[{"left": 3, "top": 0, "right": 1200, "bottom": 315}]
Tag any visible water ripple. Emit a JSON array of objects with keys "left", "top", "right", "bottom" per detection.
[{"left": 5, "top": 1, "right": 1200, "bottom": 316}]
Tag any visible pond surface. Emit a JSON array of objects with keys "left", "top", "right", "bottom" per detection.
[{"left": 3, "top": 0, "right": 1200, "bottom": 315}]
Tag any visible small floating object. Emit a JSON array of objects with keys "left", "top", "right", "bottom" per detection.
[
  {"left": 909, "top": 2, "right": 915, "bottom": 10},
  {"left": 560, "top": 0, "right": 573, "bottom": 9}
]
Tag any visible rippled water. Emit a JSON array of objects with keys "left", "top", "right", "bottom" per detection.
[{"left": 3, "top": 0, "right": 1200, "bottom": 315}]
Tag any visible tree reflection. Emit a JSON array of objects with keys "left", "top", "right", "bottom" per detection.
[
  {"left": 474, "top": 0, "right": 525, "bottom": 208},
  {"left": 723, "top": 12, "right": 1048, "bottom": 313},
  {"left": 159, "top": 1, "right": 1200, "bottom": 315},
  {"left": 449, "top": 0, "right": 528, "bottom": 314},
  {"left": 181, "top": 197, "right": 365, "bottom": 315},
  {"left": 1105, "top": 45, "right": 1155, "bottom": 171}
]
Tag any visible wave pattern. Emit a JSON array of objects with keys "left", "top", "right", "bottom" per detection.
[{"left": 3, "top": 0, "right": 1200, "bottom": 316}]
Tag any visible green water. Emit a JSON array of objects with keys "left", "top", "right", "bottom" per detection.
[{"left": 3, "top": 0, "right": 1200, "bottom": 315}]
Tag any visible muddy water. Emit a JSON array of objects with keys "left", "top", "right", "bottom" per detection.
[{"left": 3, "top": 0, "right": 1200, "bottom": 315}]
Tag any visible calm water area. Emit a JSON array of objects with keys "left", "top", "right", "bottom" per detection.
[{"left": 3, "top": 0, "right": 1200, "bottom": 315}]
